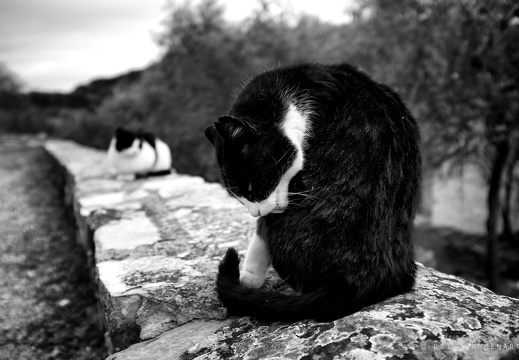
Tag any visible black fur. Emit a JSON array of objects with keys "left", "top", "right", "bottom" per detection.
[
  {"left": 114, "top": 127, "right": 157, "bottom": 151},
  {"left": 207, "top": 62, "right": 422, "bottom": 322},
  {"left": 135, "top": 169, "right": 172, "bottom": 179}
]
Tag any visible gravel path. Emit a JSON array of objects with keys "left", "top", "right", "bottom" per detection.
[{"left": 0, "top": 136, "right": 106, "bottom": 360}]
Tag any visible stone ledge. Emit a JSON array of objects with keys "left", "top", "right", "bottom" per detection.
[
  {"left": 43, "top": 139, "right": 519, "bottom": 359},
  {"left": 44, "top": 140, "right": 254, "bottom": 353},
  {"left": 112, "top": 264, "right": 519, "bottom": 360}
]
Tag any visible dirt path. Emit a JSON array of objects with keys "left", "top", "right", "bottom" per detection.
[{"left": 0, "top": 136, "right": 106, "bottom": 360}]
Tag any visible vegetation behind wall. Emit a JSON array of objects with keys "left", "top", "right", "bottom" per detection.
[{"left": 1, "top": 0, "right": 518, "bottom": 292}]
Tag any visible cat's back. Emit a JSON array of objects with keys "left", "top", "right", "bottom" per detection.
[
  {"left": 262, "top": 63, "right": 420, "bottom": 291},
  {"left": 253, "top": 63, "right": 421, "bottom": 185}
]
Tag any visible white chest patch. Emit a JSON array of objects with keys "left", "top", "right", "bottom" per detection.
[
  {"left": 282, "top": 103, "right": 308, "bottom": 171},
  {"left": 239, "top": 103, "right": 309, "bottom": 217}
]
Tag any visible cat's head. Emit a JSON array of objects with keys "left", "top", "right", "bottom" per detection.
[
  {"left": 205, "top": 109, "right": 305, "bottom": 217},
  {"left": 113, "top": 127, "right": 142, "bottom": 156}
]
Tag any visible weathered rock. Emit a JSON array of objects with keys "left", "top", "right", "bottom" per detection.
[
  {"left": 107, "top": 320, "right": 234, "bottom": 360},
  {"left": 98, "top": 255, "right": 227, "bottom": 344},
  {"left": 110, "top": 264, "right": 519, "bottom": 360},
  {"left": 44, "top": 139, "right": 254, "bottom": 352},
  {"left": 44, "top": 139, "right": 519, "bottom": 359}
]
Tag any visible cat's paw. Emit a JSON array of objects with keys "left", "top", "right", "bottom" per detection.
[{"left": 239, "top": 270, "right": 265, "bottom": 289}]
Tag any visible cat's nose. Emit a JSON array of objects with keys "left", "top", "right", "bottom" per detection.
[
  {"left": 243, "top": 198, "right": 276, "bottom": 217},
  {"left": 249, "top": 208, "right": 260, "bottom": 217},
  {"left": 259, "top": 209, "right": 269, "bottom": 217},
  {"left": 258, "top": 204, "right": 276, "bottom": 217}
]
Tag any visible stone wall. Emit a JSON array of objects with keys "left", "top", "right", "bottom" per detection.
[{"left": 44, "top": 139, "right": 519, "bottom": 360}]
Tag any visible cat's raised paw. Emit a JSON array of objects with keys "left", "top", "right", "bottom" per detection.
[{"left": 239, "top": 270, "right": 265, "bottom": 289}]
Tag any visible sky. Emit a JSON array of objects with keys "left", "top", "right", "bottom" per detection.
[{"left": 0, "top": 0, "right": 352, "bottom": 92}]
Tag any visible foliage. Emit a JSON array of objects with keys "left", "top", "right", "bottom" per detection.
[
  {"left": 0, "top": 0, "right": 518, "bottom": 291},
  {"left": 93, "top": 0, "right": 354, "bottom": 180},
  {"left": 0, "top": 1, "right": 353, "bottom": 180},
  {"left": 351, "top": 0, "right": 519, "bottom": 291},
  {"left": 0, "top": 62, "right": 23, "bottom": 93}
]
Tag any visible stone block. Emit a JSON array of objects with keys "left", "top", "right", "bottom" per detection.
[
  {"left": 107, "top": 320, "right": 234, "bottom": 360},
  {"left": 97, "top": 255, "right": 227, "bottom": 351}
]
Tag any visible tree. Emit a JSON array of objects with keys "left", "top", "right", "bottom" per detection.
[
  {"left": 0, "top": 63, "right": 26, "bottom": 111},
  {"left": 99, "top": 0, "right": 346, "bottom": 180},
  {"left": 0, "top": 63, "right": 22, "bottom": 93},
  {"left": 351, "top": 0, "right": 519, "bottom": 292}
]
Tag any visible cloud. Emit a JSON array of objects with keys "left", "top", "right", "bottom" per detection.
[
  {"left": 0, "top": 0, "right": 165, "bottom": 91},
  {"left": 0, "top": 0, "right": 352, "bottom": 91}
]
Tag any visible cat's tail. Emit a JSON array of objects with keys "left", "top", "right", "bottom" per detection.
[{"left": 216, "top": 248, "right": 364, "bottom": 322}]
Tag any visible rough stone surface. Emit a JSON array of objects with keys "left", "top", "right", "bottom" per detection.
[
  {"left": 177, "top": 265, "right": 519, "bottom": 360},
  {"left": 110, "top": 264, "right": 519, "bottom": 360},
  {"left": 44, "top": 139, "right": 519, "bottom": 359},
  {"left": 44, "top": 139, "right": 254, "bottom": 353},
  {"left": 108, "top": 320, "right": 234, "bottom": 360}
]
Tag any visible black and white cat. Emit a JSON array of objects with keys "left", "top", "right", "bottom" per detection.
[
  {"left": 107, "top": 127, "right": 172, "bottom": 178},
  {"left": 205, "top": 62, "right": 422, "bottom": 322}
]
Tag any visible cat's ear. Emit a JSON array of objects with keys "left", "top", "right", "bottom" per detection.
[
  {"left": 205, "top": 125, "right": 220, "bottom": 146},
  {"left": 115, "top": 127, "right": 133, "bottom": 141},
  {"left": 216, "top": 115, "right": 251, "bottom": 141},
  {"left": 115, "top": 127, "right": 125, "bottom": 137}
]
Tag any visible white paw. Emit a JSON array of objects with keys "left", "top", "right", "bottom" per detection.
[{"left": 240, "top": 270, "right": 265, "bottom": 289}]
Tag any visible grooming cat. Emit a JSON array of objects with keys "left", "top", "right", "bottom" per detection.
[
  {"left": 205, "top": 62, "right": 421, "bottom": 322},
  {"left": 107, "top": 127, "right": 172, "bottom": 178}
]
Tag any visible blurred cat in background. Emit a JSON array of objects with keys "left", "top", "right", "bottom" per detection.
[{"left": 107, "top": 127, "right": 172, "bottom": 178}]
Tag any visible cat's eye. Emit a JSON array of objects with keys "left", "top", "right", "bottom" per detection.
[{"left": 247, "top": 183, "right": 252, "bottom": 192}]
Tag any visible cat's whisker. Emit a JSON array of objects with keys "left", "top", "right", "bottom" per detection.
[
  {"left": 272, "top": 150, "right": 291, "bottom": 166},
  {"left": 226, "top": 184, "right": 241, "bottom": 200},
  {"left": 288, "top": 191, "right": 318, "bottom": 197},
  {"left": 289, "top": 188, "right": 321, "bottom": 194},
  {"left": 287, "top": 191, "right": 323, "bottom": 202},
  {"left": 286, "top": 203, "right": 306, "bottom": 210}
]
